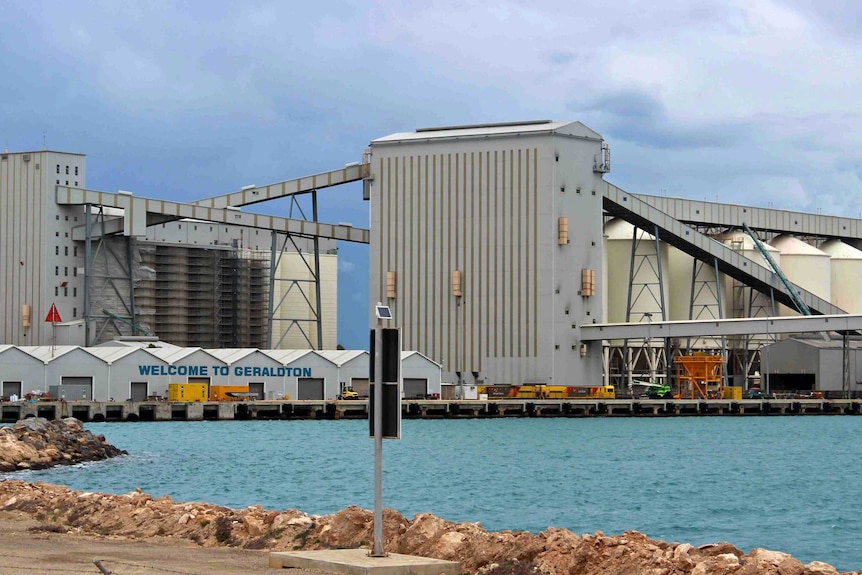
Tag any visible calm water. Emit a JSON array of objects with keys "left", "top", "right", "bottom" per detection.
[{"left": 7, "top": 418, "right": 862, "bottom": 571}]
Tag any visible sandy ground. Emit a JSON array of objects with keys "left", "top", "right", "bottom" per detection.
[{"left": 0, "top": 510, "right": 311, "bottom": 575}]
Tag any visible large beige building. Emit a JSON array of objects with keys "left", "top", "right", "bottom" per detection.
[{"left": 367, "top": 121, "right": 608, "bottom": 387}]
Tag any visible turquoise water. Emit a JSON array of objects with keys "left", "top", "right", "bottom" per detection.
[{"left": 7, "top": 418, "right": 861, "bottom": 571}]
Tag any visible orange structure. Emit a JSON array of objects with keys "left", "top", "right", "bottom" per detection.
[{"left": 674, "top": 353, "right": 725, "bottom": 400}]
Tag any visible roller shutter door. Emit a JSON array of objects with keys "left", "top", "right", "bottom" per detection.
[
  {"left": 351, "top": 378, "right": 369, "bottom": 396},
  {"left": 249, "top": 382, "right": 264, "bottom": 400},
  {"left": 297, "top": 378, "right": 324, "bottom": 400},
  {"left": 403, "top": 378, "right": 427, "bottom": 399}
]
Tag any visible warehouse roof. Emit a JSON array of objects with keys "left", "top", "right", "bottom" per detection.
[
  {"left": 401, "top": 350, "right": 441, "bottom": 367},
  {"left": 371, "top": 120, "right": 602, "bottom": 144},
  {"left": 316, "top": 349, "right": 367, "bottom": 366}
]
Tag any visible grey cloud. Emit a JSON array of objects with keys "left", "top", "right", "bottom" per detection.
[{"left": 573, "top": 90, "right": 749, "bottom": 150}]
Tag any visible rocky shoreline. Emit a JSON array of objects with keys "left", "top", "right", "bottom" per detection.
[
  {"left": 0, "top": 417, "right": 126, "bottom": 471},
  {"left": 0, "top": 419, "right": 855, "bottom": 575}
]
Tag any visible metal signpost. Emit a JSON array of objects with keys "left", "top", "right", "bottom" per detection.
[
  {"left": 369, "top": 303, "right": 400, "bottom": 557},
  {"left": 45, "top": 303, "right": 61, "bottom": 357}
]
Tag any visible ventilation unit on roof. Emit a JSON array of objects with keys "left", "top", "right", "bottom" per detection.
[{"left": 22, "top": 154, "right": 30, "bottom": 162}]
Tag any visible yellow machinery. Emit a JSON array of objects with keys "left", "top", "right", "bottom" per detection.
[
  {"left": 674, "top": 353, "right": 725, "bottom": 400},
  {"left": 477, "top": 384, "right": 616, "bottom": 399},
  {"left": 210, "top": 385, "right": 250, "bottom": 401},
  {"left": 167, "top": 383, "right": 208, "bottom": 402}
]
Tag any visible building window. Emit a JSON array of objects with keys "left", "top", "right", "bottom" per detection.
[
  {"left": 64, "top": 232, "right": 68, "bottom": 237},
  {"left": 65, "top": 166, "right": 69, "bottom": 175},
  {"left": 55, "top": 232, "right": 59, "bottom": 237},
  {"left": 55, "top": 287, "right": 59, "bottom": 296},
  {"left": 55, "top": 246, "right": 59, "bottom": 255},
  {"left": 73, "top": 267, "right": 78, "bottom": 277},
  {"left": 56, "top": 165, "right": 60, "bottom": 174},
  {"left": 55, "top": 215, "right": 59, "bottom": 221},
  {"left": 73, "top": 287, "right": 77, "bottom": 297},
  {"left": 74, "top": 246, "right": 77, "bottom": 257},
  {"left": 74, "top": 181, "right": 78, "bottom": 186},
  {"left": 56, "top": 179, "right": 60, "bottom": 185},
  {"left": 64, "top": 267, "right": 68, "bottom": 276},
  {"left": 64, "top": 287, "right": 68, "bottom": 297},
  {"left": 55, "top": 266, "right": 59, "bottom": 276},
  {"left": 64, "top": 246, "right": 68, "bottom": 256},
  {"left": 74, "top": 167, "right": 78, "bottom": 175},
  {"left": 73, "top": 307, "right": 77, "bottom": 318}
]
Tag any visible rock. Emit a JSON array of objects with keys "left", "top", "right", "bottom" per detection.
[
  {"left": 242, "top": 515, "right": 265, "bottom": 537},
  {"left": 803, "top": 562, "right": 839, "bottom": 575},
  {"left": 778, "top": 556, "right": 805, "bottom": 575},
  {"left": 0, "top": 480, "right": 850, "bottom": 575},
  {"left": 750, "top": 548, "right": 792, "bottom": 566},
  {"left": 0, "top": 418, "right": 126, "bottom": 472}
]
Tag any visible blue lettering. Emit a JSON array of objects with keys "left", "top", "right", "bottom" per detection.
[
  {"left": 234, "top": 366, "right": 242, "bottom": 377},
  {"left": 252, "top": 367, "right": 261, "bottom": 377},
  {"left": 188, "top": 366, "right": 199, "bottom": 376},
  {"left": 138, "top": 365, "right": 152, "bottom": 376},
  {"left": 168, "top": 365, "right": 177, "bottom": 376},
  {"left": 302, "top": 368, "right": 312, "bottom": 377}
]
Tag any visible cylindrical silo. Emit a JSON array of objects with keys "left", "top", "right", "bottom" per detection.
[
  {"left": 768, "top": 235, "right": 831, "bottom": 316},
  {"left": 819, "top": 239, "right": 862, "bottom": 313},
  {"left": 715, "top": 230, "right": 781, "bottom": 319},
  {"left": 667, "top": 247, "right": 724, "bottom": 322},
  {"left": 602, "top": 218, "right": 670, "bottom": 324}
]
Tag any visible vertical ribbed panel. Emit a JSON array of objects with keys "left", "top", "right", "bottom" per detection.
[{"left": 376, "top": 147, "right": 538, "bottom": 377}]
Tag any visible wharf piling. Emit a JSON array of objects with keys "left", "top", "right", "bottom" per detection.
[{"left": 1, "top": 398, "right": 861, "bottom": 423}]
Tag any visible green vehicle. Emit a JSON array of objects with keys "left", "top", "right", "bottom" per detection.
[{"left": 636, "top": 381, "right": 673, "bottom": 399}]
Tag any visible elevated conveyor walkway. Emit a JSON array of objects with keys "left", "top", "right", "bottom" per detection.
[{"left": 602, "top": 182, "right": 845, "bottom": 316}]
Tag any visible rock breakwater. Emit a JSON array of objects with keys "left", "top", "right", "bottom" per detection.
[
  {"left": 0, "top": 417, "right": 126, "bottom": 472},
  {"left": 0, "top": 481, "right": 853, "bottom": 575}
]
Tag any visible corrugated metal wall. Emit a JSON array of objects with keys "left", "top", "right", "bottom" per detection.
[{"left": 373, "top": 147, "right": 540, "bottom": 376}]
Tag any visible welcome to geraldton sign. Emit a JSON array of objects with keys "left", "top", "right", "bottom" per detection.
[{"left": 137, "top": 365, "right": 313, "bottom": 377}]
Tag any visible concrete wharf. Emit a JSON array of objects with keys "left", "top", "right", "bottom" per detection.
[{"left": 1, "top": 398, "right": 860, "bottom": 423}]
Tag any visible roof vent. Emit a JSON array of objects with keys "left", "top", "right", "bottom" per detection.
[{"left": 22, "top": 154, "right": 30, "bottom": 162}]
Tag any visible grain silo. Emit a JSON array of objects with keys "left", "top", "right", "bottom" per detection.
[
  {"left": 768, "top": 235, "right": 831, "bottom": 316},
  {"left": 602, "top": 218, "right": 670, "bottom": 324},
  {"left": 819, "top": 239, "right": 862, "bottom": 314},
  {"left": 716, "top": 230, "right": 781, "bottom": 319}
]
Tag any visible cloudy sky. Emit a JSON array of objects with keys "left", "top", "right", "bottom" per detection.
[{"left": 3, "top": 1, "right": 861, "bottom": 349}]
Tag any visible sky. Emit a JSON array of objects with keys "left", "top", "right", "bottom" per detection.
[{"left": 3, "top": 0, "right": 862, "bottom": 349}]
